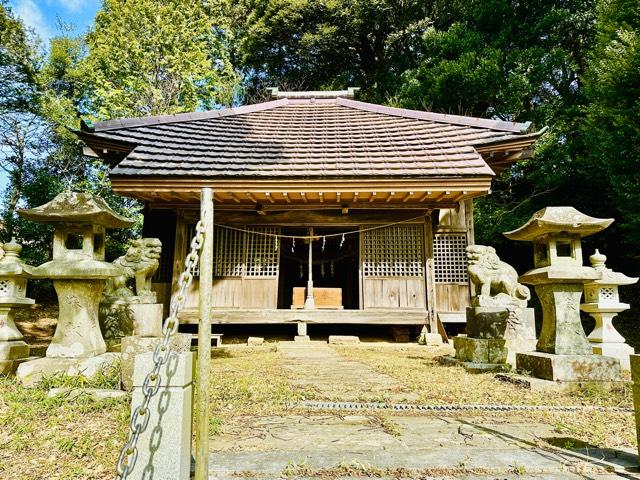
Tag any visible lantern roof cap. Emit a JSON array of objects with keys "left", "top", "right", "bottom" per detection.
[
  {"left": 588, "top": 249, "right": 638, "bottom": 286},
  {"left": 18, "top": 191, "right": 134, "bottom": 228},
  {"left": 504, "top": 207, "right": 613, "bottom": 241}
]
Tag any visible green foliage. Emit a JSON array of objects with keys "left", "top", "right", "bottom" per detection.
[
  {"left": 81, "top": 0, "right": 238, "bottom": 119},
  {"left": 583, "top": 0, "right": 640, "bottom": 259}
]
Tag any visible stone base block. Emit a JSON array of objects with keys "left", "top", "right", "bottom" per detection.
[
  {"left": 0, "top": 340, "right": 30, "bottom": 360},
  {"left": 294, "top": 335, "right": 311, "bottom": 342},
  {"left": 0, "top": 356, "right": 38, "bottom": 375},
  {"left": 130, "top": 303, "right": 163, "bottom": 337},
  {"left": 494, "top": 373, "right": 622, "bottom": 392},
  {"left": 591, "top": 342, "right": 634, "bottom": 371},
  {"left": 453, "top": 336, "right": 507, "bottom": 364},
  {"left": 423, "top": 332, "right": 444, "bottom": 347},
  {"left": 47, "top": 387, "right": 127, "bottom": 401},
  {"left": 16, "top": 352, "right": 120, "bottom": 387},
  {"left": 120, "top": 334, "right": 192, "bottom": 391},
  {"left": 247, "top": 337, "right": 264, "bottom": 346},
  {"left": 130, "top": 351, "right": 193, "bottom": 480},
  {"left": 466, "top": 307, "right": 509, "bottom": 339},
  {"left": 329, "top": 335, "right": 360, "bottom": 345},
  {"left": 516, "top": 352, "right": 621, "bottom": 382},
  {"left": 100, "top": 301, "right": 163, "bottom": 340},
  {"left": 505, "top": 338, "right": 538, "bottom": 366}
]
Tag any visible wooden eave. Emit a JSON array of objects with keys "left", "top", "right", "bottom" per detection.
[{"left": 110, "top": 176, "right": 492, "bottom": 211}]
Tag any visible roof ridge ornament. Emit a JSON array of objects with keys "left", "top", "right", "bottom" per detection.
[{"left": 267, "top": 87, "right": 360, "bottom": 99}]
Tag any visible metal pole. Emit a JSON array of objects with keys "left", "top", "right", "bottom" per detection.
[
  {"left": 304, "top": 226, "right": 315, "bottom": 309},
  {"left": 195, "top": 187, "right": 213, "bottom": 480}
]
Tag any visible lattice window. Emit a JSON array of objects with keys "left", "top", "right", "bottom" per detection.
[
  {"left": 0, "top": 279, "right": 8, "bottom": 295},
  {"left": 214, "top": 226, "right": 245, "bottom": 277},
  {"left": 600, "top": 287, "right": 617, "bottom": 302},
  {"left": 244, "top": 227, "right": 280, "bottom": 277},
  {"left": 434, "top": 233, "right": 468, "bottom": 283},
  {"left": 362, "top": 225, "right": 424, "bottom": 277}
]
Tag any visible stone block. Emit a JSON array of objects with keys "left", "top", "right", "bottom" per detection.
[
  {"left": 466, "top": 307, "right": 509, "bottom": 339},
  {"left": 454, "top": 336, "right": 507, "bottom": 364},
  {"left": 16, "top": 352, "right": 120, "bottom": 387},
  {"left": 121, "top": 334, "right": 191, "bottom": 391},
  {"left": 592, "top": 342, "right": 634, "bottom": 371},
  {"left": 516, "top": 351, "right": 621, "bottom": 382},
  {"left": 505, "top": 337, "right": 538, "bottom": 366},
  {"left": 47, "top": 387, "right": 127, "bottom": 400},
  {"left": 130, "top": 303, "right": 163, "bottom": 337},
  {"left": 294, "top": 335, "right": 310, "bottom": 342},
  {"left": 328, "top": 335, "right": 360, "bottom": 345},
  {"left": 247, "top": 337, "right": 264, "bottom": 346},
  {"left": 129, "top": 351, "right": 193, "bottom": 480},
  {"left": 297, "top": 322, "right": 307, "bottom": 336},
  {"left": 0, "top": 340, "right": 29, "bottom": 360},
  {"left": 423, "top": 333, "right": 444, "bottom": 347}
]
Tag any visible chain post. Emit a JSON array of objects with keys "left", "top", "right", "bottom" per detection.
[
  {"left": 195, "top": 188, "right": 213, "bottom": 480},
  {"left": 114, "top": 220, "right": 206, "bottom": 480}
]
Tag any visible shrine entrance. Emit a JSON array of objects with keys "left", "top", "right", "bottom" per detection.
[{"left": 277, "top": 227, "right": 360, "bottom": 310}]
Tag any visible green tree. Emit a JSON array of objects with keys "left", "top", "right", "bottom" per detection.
[
  {"left": 81, "top": 0, "right": 238, "bottom": 119},
  {"left": 583, "top": 0, "right": 640, "bottom": 259},
  {"left": 227, "top": 0, "right": 455, "bottom": 101}
]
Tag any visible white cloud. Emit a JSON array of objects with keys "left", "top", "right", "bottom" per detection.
[
  {"left": 56, "top": 0, "right": 83, "bottom": 13},
  {"left": 13, "top": 0, "right": 53, "bottom": 43}
]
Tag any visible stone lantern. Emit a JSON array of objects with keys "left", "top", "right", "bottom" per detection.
[
  {"left": 581, "top": 249, "right": 637, "bottom": 370},
  {"left": 0, "top": 239, "right": 34, "bottom": 374},
  {"left": 17, "top": 191, "right": 134, "bottom": 359},
  {"left": 504, "top": 207, "right": 621, "bottom": 382}
]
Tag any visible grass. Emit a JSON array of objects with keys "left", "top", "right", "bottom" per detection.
[
  {"left": 0, "top": 374, "right": 129, "bottom": 480},
  {"left": 1, "top": 342, "right": 636, "bottom": 479}
]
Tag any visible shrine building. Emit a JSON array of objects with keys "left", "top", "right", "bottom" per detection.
[{"left": 76, "top": 88, "right": 543, "bottom": 335}]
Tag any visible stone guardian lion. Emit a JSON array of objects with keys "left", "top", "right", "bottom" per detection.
[{"left": 466, "top": 245, "right": 530, "bottom": 307}]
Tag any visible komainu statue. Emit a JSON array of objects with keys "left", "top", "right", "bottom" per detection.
[
  {"left": 104, "top": 238, "right": 162, "bottom": 303},
  {"left": 466, "top": 245, "right": 530, "bottom": 308}
]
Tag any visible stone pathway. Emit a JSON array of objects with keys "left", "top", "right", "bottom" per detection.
[
  {"left": 209, "top": 343, "right": 638, "bottom": 479},
  {"left": 277, "top": 341, "right": 419, "bottom": 403}
]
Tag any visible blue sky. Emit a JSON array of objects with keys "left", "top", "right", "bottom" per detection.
[{"left": 9, "top": 0, "right": 100, "bottom": 43}]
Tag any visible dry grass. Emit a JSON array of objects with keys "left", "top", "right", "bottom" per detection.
[{"left": 333, "top": 345, "right": 636, "bottom": 449}]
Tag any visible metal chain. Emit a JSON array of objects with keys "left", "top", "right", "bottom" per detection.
[{"left": 115, "top": 220, "right": 206, "bottom": 480}]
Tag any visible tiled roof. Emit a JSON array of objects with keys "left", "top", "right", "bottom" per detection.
[{"left": 81, "top": 97, "right": 539, "bottom": 179}]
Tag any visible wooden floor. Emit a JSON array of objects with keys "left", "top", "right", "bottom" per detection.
[{"left": 178, "top": 308, "right": 428, "bottom": 325}]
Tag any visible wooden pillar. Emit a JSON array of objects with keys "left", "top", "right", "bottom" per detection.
[
  {"left": 195, "top": 188, "right": 213, "bottom": 480},
  {"left": 424, "top": 215, "right": 437, "bottom": 333},
  {"left": 304, "top": 227, "right": 315, "bottom": 309},
  {"left": 171, "top": 211, "right": 186, "bottom": 296},
  {"left": 464, "top": 199, "right": 475, "bottom": 300}
]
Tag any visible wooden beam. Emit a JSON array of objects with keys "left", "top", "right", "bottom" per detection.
[
  {"left": 282, "top": 192, "right": 291, "bottom": 204},
  {"left": 386, "top": 192, "right": 395, "bottom": 203},
  {"left": 336, "top": 192, "right": 341, "bottom": 204},
  {"left": 369, "top": 192, "right": 377, "bottom": 203},
  {"left": 178, "top": 308, "right": 428, "bottom": 325},
  {"left": 341, "top": 204, "right": 349, "bottom": 214},
  {"left": 452, "top": 191, "right": 468, "bottom": 203},
  {"left": 353, "top": 192, "right": 359, "bottom": 203},
  {"left": 318, "top": 192, "right": 324, "bottom": 203},
  {"left": 265, "top": 192, "right": 275, "bottom": 204},
  {"left": 246, "top": 193, "right": 258, "bottom": 204},
  {"left": 434, "top": 191, "right": 450, "bottom": 202},
  {"left": 300, "top": 192, "right": 308, "bottom": 203},
  {"left": 402, "top": 191, "right": 414, "bottom": 203},
  {"left": 214, "top": 209, "right": 428, "bottom": 225},
  {"left": 418, "top": 191, "right": 433, "bottom": 202},
  {"left": 229, "top": 192, "right": 242, "bottom": 204}
]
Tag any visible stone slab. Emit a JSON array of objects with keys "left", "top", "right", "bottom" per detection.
[
  {"left": 120, "top": 334, "right": 191, "bottom": 391},
  {"left": 129, "top": 352, "right": 193, "bottom": 480},
  {"left": 208, "top": 414, "right": 634, "bottom": 479},
  {"left": 439, "top": 355, "right": 511, "bottom": 373},
  {"left": 0, "top": 356, "right": 38, "bottom": 375},
  {"left": 592, "top": 342, "right": 634, "bottom": 371},
  {"left": 506, "top": 337, "right": 538, "bottom": 366},
  {"left": 328, "top": 335, "right": 360, "bottom": 345},
  {"left": 15, "top": 352, "right": 120, "bottom": 387},
  {"left": 516, "top": 352, "right": 621, "bottom": 382},
  {"left": 0, "top": 340, "right": 29, "bottom": 360},
  {"left": 423, "top": 332, "right": 444, "bottom": 346},
  {"left": 294, "top": 335, "right": 311, "bottom": 342},
  {"left": 247, "top": 337, "right": 264, "bottom": 346},
  {"left": 453, "top": 336, "right": 507, "bottom": 364},
  {"left": 47, "top": 387, "right": 127, "bottom": 400}
]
